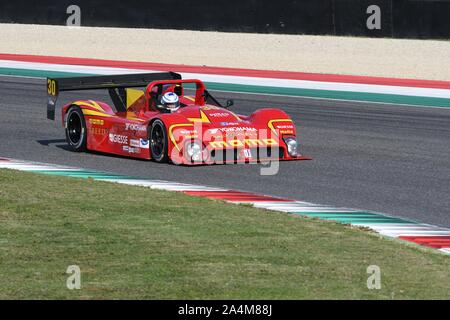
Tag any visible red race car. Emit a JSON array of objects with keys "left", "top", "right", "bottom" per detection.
[{"left": 47, "top": 72, "right": 310, "bottom": 165}]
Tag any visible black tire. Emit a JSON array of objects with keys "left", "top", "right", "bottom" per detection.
[
  {"left": 150, "top": 119, "right": 169, "bottom": 163},
  {"left": 65, "top": 106, "right": 87, "bottom": 152}
]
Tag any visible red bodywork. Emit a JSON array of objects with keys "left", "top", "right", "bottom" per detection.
[{"left": 61, "top": 79, "right": 310, "bottom": 165}]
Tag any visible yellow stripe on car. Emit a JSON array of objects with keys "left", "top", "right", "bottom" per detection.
[
  {"left": 187, "top": 110, "right": 211, "bottom": 123},
  {"left": 168, "top": 123, "right": 194, "bottom": 151},
  {"left": 73, "top": 100, "right": 105, "bottom": 112},
  {"left": 82, "top": 109, "right": 113, "bottom": 118}
]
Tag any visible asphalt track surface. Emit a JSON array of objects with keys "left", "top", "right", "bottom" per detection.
[{"left": 1, "top": 76, "right": 449, "bottom": 228}]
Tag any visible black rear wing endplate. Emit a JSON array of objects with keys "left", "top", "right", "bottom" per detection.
[{"left": 46, "top": 72, "right": 182, "bottom": 120}]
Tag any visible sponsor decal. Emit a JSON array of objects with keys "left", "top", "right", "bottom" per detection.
[
  {"left": 89, "top": 119, "right": 104, "bottom": 126},
  {"left": 280, "top": 129, "right": 295, "bottom": 135},
  {"left": 125, "top": 123, "right": 147, "bottom": 132},
  {"left": 275, "top": 124, "right": 294, "bottom": 129},
  {"left": 219, "top": 127, "right": 257, "bottom": 133},
  {"left": 209, "top": 138, "right": 278, "bottom": 149},
  {"left": 130, "top": 139, "right": 140, "bottom": 148},
  {"left": 209, "top": 112, "right": 230, "bottom": 118},
  {"left": 219, "top": 122, "right": 240, "bottom": 126},
  {"left": 179, "top": 129, "right": 198, "bottom": 135},
  {"left": 139, "top": 139, "right": 150, "bottom": 149},
  {"left": 184, "top": 135, "right": 199, "bottom": 139},
  {"left": 242, "top": 149, "right": 253, "bottom": 159},
  {"left": 123, "top": 146, "right": 140, "bottom": 154},
  {"left": 90, "top": 127, "right": 109, "bottom": 135},
  {"left": 109, "top": 134, "right": 128, "bottom": 145}
]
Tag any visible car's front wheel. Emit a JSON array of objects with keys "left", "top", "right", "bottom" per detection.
[
  {"left": 65, "top": 106, "right": 87, "bottom": 152},
  {"left": 150, "top": 119, "right": 169, "bottom": 163}
]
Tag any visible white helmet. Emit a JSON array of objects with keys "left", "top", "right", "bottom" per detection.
[{"left": 158, "top": 92, "right": 180, "bottom": 113}]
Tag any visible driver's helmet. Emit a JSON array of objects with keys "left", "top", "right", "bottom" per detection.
[{"left": 158, "top": 92, "right": 180, "bottom": 113}]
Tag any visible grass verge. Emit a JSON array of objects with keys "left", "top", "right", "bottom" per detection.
[{"left": 0, "top": 169, "right": 448, "bottom": 299}]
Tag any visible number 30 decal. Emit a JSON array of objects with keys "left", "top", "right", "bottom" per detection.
[{"left": 47, "top": 79, "right": 57, "bottom": 96}]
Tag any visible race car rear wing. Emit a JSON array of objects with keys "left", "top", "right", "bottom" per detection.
[{"left": 46, "top": 72, "right": 182, "bottom": 120}]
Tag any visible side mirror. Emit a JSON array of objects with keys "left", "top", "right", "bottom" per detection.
[{"left": 226, "top": 99, "right": 234, "bottom": 108}]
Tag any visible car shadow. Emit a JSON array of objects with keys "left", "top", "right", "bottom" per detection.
[
  {"left": 36, "top": 139, "right": 72, "bottom": 150},
  {"left": 36, "top": 138, "right": 153, "bottom": 162}
]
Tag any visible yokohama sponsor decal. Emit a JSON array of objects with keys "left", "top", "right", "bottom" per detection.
[
  {"left": 0, "top": 157, "right": 449, "bottom": 255},
  {"left": 125, "top": 123, "right": 147, "bottom": 132}
]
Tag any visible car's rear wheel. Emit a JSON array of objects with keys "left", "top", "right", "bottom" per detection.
[
  {"left": 150, "top": 119, "right": 169, "bottom": 163},
  {"left": 65, "top": 106, "right": 87, "bottom": 152}
]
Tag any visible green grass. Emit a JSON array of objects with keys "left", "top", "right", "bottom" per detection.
[{"left": 0, "top": 169, "right": 448, "bottom": 299}]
